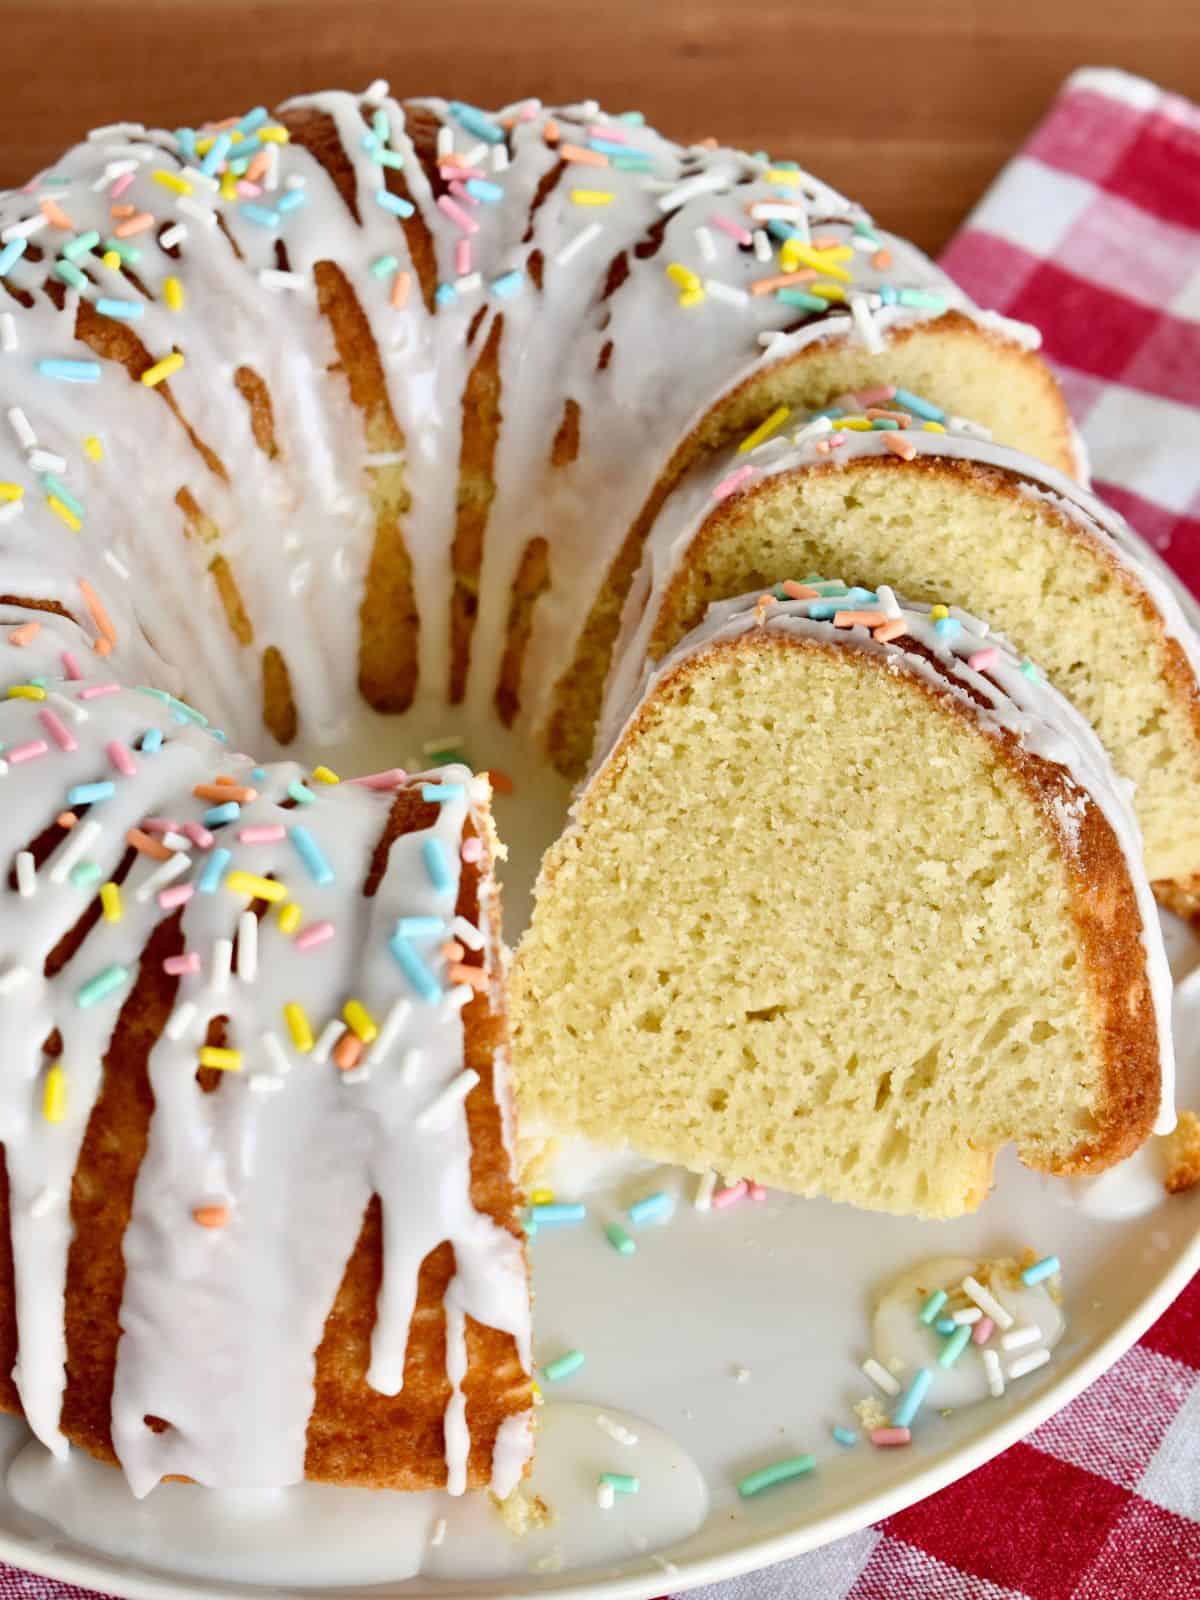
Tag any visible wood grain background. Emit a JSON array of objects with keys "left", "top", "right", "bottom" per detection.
[{"left": 2, "top": 0, "right": 1199, "bottom": 253}]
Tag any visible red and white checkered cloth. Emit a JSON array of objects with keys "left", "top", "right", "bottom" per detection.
[{"left": 0, "top": 64, "right": 1197, "bottom": 1600}]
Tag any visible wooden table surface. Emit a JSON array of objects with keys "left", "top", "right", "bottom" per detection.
[{"left": 3, "top": 0, "right": 1200, "bottom": 254}]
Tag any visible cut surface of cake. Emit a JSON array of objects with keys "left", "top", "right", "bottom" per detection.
[
  {"left": 513, "top": 586, "right": 1174, "bottom": 1219},
  {"left": 603, "top": 412, "right": 1200, "bottom": 888}
]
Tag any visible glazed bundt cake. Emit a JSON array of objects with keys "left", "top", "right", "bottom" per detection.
[
  {"left": 603, "top": 411, "right": 1200, "bottom": 888},
  {"left": 513, "top": 586, "right": 1174, "bottom": 1219}
]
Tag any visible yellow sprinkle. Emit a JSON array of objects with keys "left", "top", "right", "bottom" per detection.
[
  {"left": 229, "top": 130, "right": 245, "bottom": 144},
  {"left": 737, "top": 405, "right": 790, "bottom": 454},
  {"left": 343, "top": 999, "right": 379, "bottom": 1044},
  {"left": 571, "top": 189, "right": 615, "bottom": 206},
  {"left": 278, "top": 900, "right": 302, "bottom": 936},
  {"left": 0, "top": 483, "right": 23, "bottom": 502},
  {"left": 931, "top": 604, "right": 950, "bottom": 620},
  {"left": 101, "top": 250, "right": 121, "bottom": 270},
  {"left": 766, "top": 168, "right": 801, "bottom": 185},
  {"left": 141, "top": 352, "right": 185, "bottom": 388},
  {"left": 922, "top": 421, "right": 947, "bottom": 433},
  {"left": 530, "top": 1187, "right": 555, "bottom": 1205},
  {"left": 7, "top": 684, "right": 46, "bottom": 700},
  {"left": 100, "top": 881, "right": 123, "bottom": 923},
  {"left": 153, "top": 170, "right": 193, "bottom": 196},
  {"left": 284, "top": 1002, "right": 314, "bottom": 1054},
  {"left": 779, "top": 240, "right": 851, "bottom": 281},
  {"left": 678, "top": 287, "right": 706, "bottom": 308},
  {"left": 220, "top": 169, "right": 238, "bottom": 202},
  {"left": 194, "top": 135, "right": 214, "bottom": 157},
  {"left": 225, "top": 870, "right": 287, "bottom": 903},
  {"left": 163, "top": 276, "right": 184, "bottom": 312},
  {"left": 312, "top": 765, "right": 340, "bottom": 785},
  {"left": 808, "top": 281, "right": 847, "bottom": 301},
  {"left": 257, "top": 126, "right": 290, "bottom": 144},
  {"left": 832, "top": 417, "right": 873, "bottom": 431},
  {"left": 47, "top": 495, "right": 82, "bottom": 532},
  {"left": 43, "top": 1063, "right": 67, "bottom": 1124},
  {"left": 666, "top": 262, "right": 700, "bottom": 292},
  {"left": 198, "top": 1046, "right": 243, "bottom": 1072},
  {"left": 83, "top": 435, "right": 104, "bottom": 462}
]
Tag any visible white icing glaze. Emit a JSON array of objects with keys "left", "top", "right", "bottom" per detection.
[
  {"left": 591, "top": 583, "right": 1176, "bottom": 1134},
  {"left": 0, "top": 608, "right": 530, "bottom": 1494}
]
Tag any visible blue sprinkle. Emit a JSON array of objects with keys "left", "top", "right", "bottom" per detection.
[
  {"left": 766, "top": 218, "right": 801, "bottom": 243},
  {"left": 240, "top": 203, "right": 280, "bottom": 229},
  {"left": 276, "top": 189, "right": 308, "bottom": 215},
  {"left": 95, "top": 297, "right": 144, "bottom": 321},
  {"left": 389, "top": 933, "right": 442, "bottom": 1002},
  {"left": 372, "top": 110, "right": 390, "bottom": 143},
  {"left": 892, "top": 1368, "right": 933, "bottom": 1429},
  {"left": 832, "top": 1426, "right": 859, "bottom": 1447},
  {"left": 808, "top": 603, "right": 838, "bottom": 621},
  {"left": 168, "top": 697, "right": 207, "bottom": 726},
  {"left": 435, "top": 282, "right": 458, "bottom": 307},
  {"left": 448, "top": 101, "right": 505, "bottom": 145},
  {"left": 251, "top": 767, "right": 266, "bottom": 783},
  {"left": 934, "top": 616, "right": 961, "bottom": 640},
  {"left": 374, "top": 188, "right": 415, "bottom": 218},
  {"left": 0, "top": 238, "right": 27, "bottom": 276},
  {"left": 490, "top": 270, "right": 523, "bottom": 299},
  {"left": 898, "top": 289, "right": 947, "bottom": 311},
  {"left": 892, "top": 387, "right": 946, "bottom": 424},
  {"left": 140, "top": 727, "right": 164, "bottom": 753},
  {"left": 41, "top": 475, "right": 84, "bottom": 519},
  {"left": 54, "top": 261, "right": 88, "bottom": 291},
  {"left": 618, "top": 110, "right": 646, "bottom": 125},
  {"left": 200, "top": 132, "right": 232, "bottom": 177},
  {"left": 420, "top": 782, "right": 465, "bottom": 804},
  {"left": 1020, "top": 658, "right": 1040, "bottom": 682},
  {"left": 67, "top": 781, "right": 115, "bottom": 806},
  {"left": 422, "top": 837, "right": 453, "bottom": 894},
  {"left": 841, "top": 586, "right": 879, "bottom": 607},
  {"left": 287, "top": 780, "right": 315, "bottom": 806},
  {"left": 211, "top": 728, "right": 228, "bottom": 744},
  {"left": 175, "top": 128, "right": 199, "bottom": 163},
  {"left": 237, "top": 105, "right": 269, "bottom": 136},
  {"left": 361, "top": 131, "right": 380, "bottom": 154},
  {"left": 588, "top": 137, "right": 633, "bottom": 157},
  {"left": 226, "top": 155, "right": 252, "bottom": 179},
  {"left": 76, "top": 963, "right": 130, "bottom": 1010},
  {"left": 1021, "top": 1255, "right": 1061, "bottom": 1286},
  {"left": 464, "top": 178, "right": 504, "bottom": 203},
  {"left": 203, "top": 801, "right": 240, "bottom": 827},
  {"left": 627, "top": 1190, "right": 674, "bottom": 1226},
  {"left": 935, "top": 1317, "right": 958, "bottom": 1335},
  {"left": 396, "top": 915, "right": 445, "bottom": 938},
  {"left": 38, "top": 359, "right": 101, "bottom": 384},
  {"left": 530, "top": 1203, "right": 587, "bottom": 1225},
  {"left": 198, "top": 847, "right": 231, "bottom": 894},
  {"left": 289, "top": 824, "right": 334, "bottom": 886},
  {"left": 878, "top": 284, "right": 898, "bottom": 306}
]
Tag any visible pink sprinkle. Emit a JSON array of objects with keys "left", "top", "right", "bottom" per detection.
[
  {"left": 436, "top": 194, "right": 479, "bottom": 234},
  {"left": 347, "top": 768, "right": 407, "bottom": 790},
  {"left": 295, "top": 920, "right": 335, "bottom": 951},
  {"left": 712, "top": 465, "right": 755, "bottom": 502},
  {"left": 967, "top": 647, "right": 999, "bottom": 673},
  {"left": 61, "top": 651, "right": 82, "bottom": 680},
  {"left": 236, "top": 180, "right": 264, "bottom": 198},
  {"left": 39, "top": 708, "right": 78, "bottom": 752},
  {"left": 110, "top": 172, "right": 134, "bottom": 200},
  {"left": 163, "top": 951, "right": 201, "bottom": 976},
  {"left": 748, "top": 1183, "right": 767, "bottom": 1202},
  {"left": 870, "top": 1427, "right": 911, "bottom": 1448},
  {"left": 182, "top": 820, "right": 215, "bottom": 850},
  {"left": 158, "top": 884, "right": 195, "bottom": 911},
  {"left": 460, "top": 836, "right": 483, "bottom": 864},
  {"left": 711, "top": 1181, "right": 748, "bottom": 1210},
  {"left": 972, "top": 1316, "right": 995, "bottom": 1346},
  {"left": 588, "top": 122, "right": 627, "bottom": 143},
  {"left": 448, "top": 180, "right": 481, "bottom": 205},
  {"left": 852, "top": 385, "right": 896, "bottom": 407},
  {"left": 141, "top": 817, "right": 181, "bottom": 835},
  {"left": 107, "top": 739, "right": 136, "bottom": 776},
  {"left": 455, "top": 237, "right": 472, "bottom": 276},
  {"left": 79, "top": 682, "right": 120, "bottom": 700},
  {"left": 710, "top": 212, "right": 752, "bottom": 247},
  {"left": 8, "top": 740, "right": 48, "bottom": 765},
  {"left": 239, "top": 824, "right": 286, "bottom": 845},
  {"left": 441, "top": 166, "right": 486, "bottom": 184}
]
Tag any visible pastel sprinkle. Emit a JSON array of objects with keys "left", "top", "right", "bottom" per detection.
[
  {"left": 530, "top": 1203, "right": 586, "bottom": 1225},
  {"left": 1007, "top": 1348, "right": 1052, "bottom": 1381},
  {"left": 192, "top": 1204, "right": 229, "bottom": 1229},
  {"left": 226, "top": 871, "right": 287, "bottom": 903},
  {"left": 870, "top": 1427, "right": 912, "bottom": 1448},
  {"left": 38, "top": 359, "right": 101, "bottom": 383},
  {"left": 284, "top": 1002, "right": 314, "bottom": 1054},
  {"left": 343, "top": 999, "right": 378, "bottom": 1044},
  {"left": 43, "top": 1064, "right": 67, "bottom": 1124},
  {"left": 39, "top": 709, "right": 77, "bottom": 751},
  {"left": 832, "top": 1426, "right": 859, "bottom": 1447},
  {"left": 919, "top": 1289, "right": 948, "bottom": 1325},
  {"left": 938, "top": 1325, "right": 973, "bottom": 1368},
  {"left": 76, "top": 964, "right": 129, "bottom": 1009},
  {"left": 290, "top": 824, "right": 334, "bottom": 885},
  {"left": 737, "top": 1455, "right": 816, "bottom": 1497},
  {"left": 627, "top": 1190, "right": 673, "bottom": 1226},
  {"left": 389, "top": 934, "right": 441, "bottom": 1002},
  {"left": 422, "top": 837, "right": 453, "bottom": 893},
  {"left": 1021, "top": 1255, "right": 1060, "bottom": 1286},
  {"left": 141, "top": 352, "right": 184, "bottom": 387},
  {"left": 541, "top": 1349, "right": 585, "bottom": 1383},
  {"left": 598, "top": 1473, "right": 639, "bottom": 1495},
  {"left": 67, "top": 781, "right": 115, "bottom": 806},
  {"left": 198, "top": 1046, "right": 242, "bottom": 1072},
  {"left": 197, "top": 847, "right": 232, "bottom": 894},
  {"left": 892, "top": 1368, "right": 933, "bottom": 1428},
  {"left": 962, "top": 1275, "right": 1014, "bottom": 1331},
  {"left": 972, "top": 1316, "right": 996, "bottom": 1346},
  {"left": 203, "top": 801, "right": 240, "bottom": 827},
  {"left": 605, "top": 1222, "right": 637, "bottom": 1256}
]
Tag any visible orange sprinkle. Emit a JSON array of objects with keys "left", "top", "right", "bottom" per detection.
[
  {"left": 127, "top": 827, "right": 173, "bottom": 860},
  {"left": 332, "top": 1031, "right": 364, "bottom": 1071},
  {"left": 782, "top": 581, "right": 819, "bottom": 600},
  {"left": 543, "top": 118, "right": 560, "bottom": 145},
  {"left": 192, "top": 782, "right": 258, "bottom": 803},
  {"left": 78, "top": 578, "right": 117, "bottom": 647},
  {"left": 833, "top": 609, "right": 887, "bottom": 628},
  {"left": 440, "top": 940, "right": 466, "bottom": 963},
  {"left": 749, "top": 270, "right": 818, "bottom": 297},
  {"left": 872, "top": 248, "right": 893, "bottom": 271},
  {"left": 245, "top": 150, "right": 271, "bottom": 184},
  {"left": 390, "top": 269, "right": 411, "bottom": 309},
  {"left": 865, "top": 409, "right": 913, "bottom": 426},
  {"left": 485, "top": 768, "right": 514, "bottom": 795},
  {"left": 698, "top": 136, "right": 719, "bottom": 150},
  {"left": 559, "top": 143, "right": 608, "bottom": 167},
  {"left": 109, "top": 203, "right": 136, "bottom": 219},
  {"left": 192, "top": 1204, "right": 230, "bottom": 1229},
  {"left": 8, "top": 621, "right": 41, "bottom": 647},
  {"left": 57, "top": 811, "right": 77, "bottom": 830},
  {"left": 114, "top": 212, "right": 155, "bottom": 239},
  {"left": 39, "top": 197, "right": 74, "bottom": 230},
  {"left": 874, "top": 619, "right": 908, "bottom": 643},
  {"left": 882, "top": 434, "right": 917, "bottom": 462},
  {"left": 449, "top": 963, "right": 488, "bottom": 992}
]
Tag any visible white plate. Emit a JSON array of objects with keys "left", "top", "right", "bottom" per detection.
[{"left": 0, "top": 557, "right": 1196, "bottom": 1600}]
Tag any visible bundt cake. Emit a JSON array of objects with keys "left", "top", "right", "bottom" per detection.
[
  {"left": 513, "top": 585, "right": 1174, "bottom": 1219},
  {"left": 602, "top": 411, "right": 1200, "bottom": 889}
]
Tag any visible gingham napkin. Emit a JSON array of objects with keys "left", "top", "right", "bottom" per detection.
[{"left": 0, "top": 65, "right": 1198, "bottom": 1600}]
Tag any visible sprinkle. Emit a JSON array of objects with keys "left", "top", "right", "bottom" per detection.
[
  {"left": 710, "top": 212, "right": 752, "bottom": 247},
  {"left": 962, "top": 1275, "right": 1014, "bottom": 1331},
  {"left": 0, "top": 963, "right": 31, "bottom": 996},
  {"left": 225, "top": 870, "right": 286, "bottom": 903},
  {"left": 712, "top": 465, "right": 755, "bottom": 502},
  {"left": 49, "top": 818, "right": 101, "bottom": 884},
  {"left": 595, "top": 1414, "right": 638, "bottom": 1445},
  {"left": 239, "top": 824, "right": 285, "bottom": 845},
  {"left": 43, "top": 1064, "right": 67, "bottom": 1124},
  {"left": 919, "top": 1289, "right": 948, "bottom": 1325},
  {"left": 126, "top": 828, "right": 171, "bottom": 861},
  {"left": 882, "top": 434, "right": 916, "bottom": 461},
  {"left": 450, "top": 914, "right": 485, "bottom": 951},
  {"left": 832, "top": 1426, "right": 859, "bottom": 1447},
  {"left": 460, "top": 836, "right": 483, "bottom": 864},
  {"left": 693, "top": 1169, "right": 718, "bottom": 1211},
  {"left": 193, "top": 783, "right": 257, "bottom": 803},
  {"left": 6, "top": 683, "right": 45, "bottom": 701},
  {"left": 448, "top": 101, "right": 505, "bottom": 145},
  {"left": 0, "top": 314, "right": 16, "bottom": 352},
  {"left": 1007, "top": 1347, "right": 1051, "bottom": 1381},
  {"left": 0, "top": 238, "right": 28, "bottom": 276},
  {"left": 311, "top": 765, "right": 340, "bottom": 785},
  {"left": 199, "top": 1046, "right": 242, "bottom": 1072},
  {"left": 390, "top": 934, "right": 442, "bottom": 1002},
  {"left": 967, "top": 647, "right": 999, "bottom": 673},
  {"left": 287, "top": 780, "right": 315, "bottom": 806},
  {"left": 422, "top": 837, "right": 453, "bottom": 894},
  {"left": 277, "top": 901, "right": 302, "bottom": 936},
  {"left": 15, "top": 852, "right": 36, "bottom": 898},
  {"left": 38, "top": 359, "right": 101, "bottom": 384},
  {"left": 952, "top": 1307, "right": 983, "bottom": 1326},
  {"left": 76, "top": 963, "right": 129, "bottom": 1009},
  {"left": 203, "top": 801, "right": 240, "bottom": 827},
  {"left": 197, "top": 847, "right": 231, "bottom": 893},
  {"left": 284, "top": 1002, "right": 314, "bottom": 1054},
  {"left": 627, "top": 1190, "right": 673, "bottom": 1226},
  {"left": 236, "top": 910, "right": 259, "bottom": 982},
  {"left": 67, "top": 781, "right": 116, "bottom": 807},
  {"left": 892, "top": 1368, "right": 933, "bottom": 1428},
  {"left": 158, "top": 884, "right": 192, "bottom": 911},
  {"left": 738, "top": 406, "right": 791, "bottom": 454},
  {"left": 972, "top": 1316, "right": 996, "bottom": 1346},
  {"left": 891, "top": 387, "right": 945, "bottom": 423},
  {"left": 939, "top": 1325, "right": 973, "bottom": 1368},
  {"left": 737, "top": 1456, "right": 816, "bottom": 1498},
  {"left": 135, "top": 851, "right": 191, "bottom": 903},
  {"left": 193, "top": 1204, "right": 229, "bottom": 1228},
  {"left": 162, "top": 275, "right": 185, "bottom": 311},
  {"left": 541, "top": 1349, "right": 585, "bottom": 1383},
  {"left": 163, "top": 952, "right": 201, "bottom": 977},
  {"left": 530, "top": 1203, "right": 587, "bottom": 1228},
  {"left": 983, "top": 1348, "right": 1005, "bottom": 1397},
  {"left": 374, "top": 188, "right": 415, "bottom": 218},
  {"left": 343, "top": 999, "right": 379, "bottom": 1044},
  {"left": 711, "top": 1181, "right": 748, "bottom": 1210},
  {"left": 861, "top": 1357, "right": 901, "bottom": 1398},
  {"left": 141, "top": 352, "right": 184, "bottom": 388},
  {"left": 289, "top": 824, "right": 334, "bottom": 886},
  {"left": 491, "top": 269, "right": 523, "bottom": 299},
  {"left": 415, "top": 1067, "right": 480, "bottom": 1128},
  {"left": 605, "top": 1222, "right": 637, "bottom": 1255},
  {"left": 599, "top": 1472, "right": 639, "bottom": 1495},
  {"left": 78, "top": 681, "right": 119, "bottom": 700},
  {"left": 556, "top": 222, "right": 602, "bottom": 265},
  {"left": 1021, "top": 1255, "right": 1060, "bottom": 1286},
  {"left": 870, "top": 1427, "right": 912, "bottom": 1448},
  {"left": 164, "top": 1002, "right": 197, "bottom": 1042},
  {"left": 293, "top": 920, "right": 335, "bottom": 953},
  {"left": 7, "top": 740, "right": 48, "bottom": 765}
]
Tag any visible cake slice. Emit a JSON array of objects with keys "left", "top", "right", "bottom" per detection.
[{"left": 513, "top": 587, "right": 1174, "bottom": 1219}]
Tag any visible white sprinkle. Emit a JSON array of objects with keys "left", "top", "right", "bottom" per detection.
[
  {"left": 135, "top": 849, "right": 191, "bottom": 903},
  {"left": 693, "top": 1169, "right": 718, "bottom": 1211},
  {"left": 0, "top": 963, "right": 31, "bottom": 996},
  {"left": 450, "top": 915, "right": 485, "bottom": 952},
  {"left": 104, "top": 550, "right": 131, "bottom": 581},
  {"left": 415, "top": 1068, "right": 480, "bottom": 1129},
  {"left": 27, "top": 448, "right": 66, "bottom": 473},
  {"left": 596, "top": 1480, "right": 615, "bottom": 1511},
  {"left": 8, "top": 407, "right": 36, "bottom": 451},
  {"left": 176, "top": 197, "right": 218, "bottom": 228},
  {"left": 752, "top": 228, "right": 772, "bottom": 262},
  {"left": 875, "top": 583, "right": 903, "bottom": 621},
  {"left": 436, "top": 126, "right": 453, "bottom": 159},
  {"left": 861, "top": 1357, "right": 901, "bottom": 1397},
  {"left": 94, "top": 158, "right": 139, "bottom": 188},
  {"left": 556, "top": 221, "right": 602, "bottom": 266},
  {"left": 490, "top": 144, "right": 509, "bottom": 174},
  {"left": 704, "top": 279, "right": 748, "bottom": 308},
  {"left": 694, "top": 225, "right": 716, "bottom": 262},
  {"left": 1007, "top": 1347, "right": 1051, "bottom": 1381},
  {"left": 1001, "top": 1324, "right": 1043, "bottom": 1353},
  {"left": 961, "top": 1275, "right": 1014, "bottom": 1331},
  {"left": 15, "top": 851, "right": 36, "bottom": 898},
  {"left": 210, "top": 936, "right": 233, "bottom": 994},
  {"left": 1, "top": 214, "right": 48, "bottom": 243},
  {"left": 750, "top": 202, "right": 809, "bottom": 222},
  {"left": 49, "top": 819, "right": 102, "bottom": 885},
  {"left": 364, "top": 77, "right": 391, "bottom": 100},
  {"left": 951, "top": 1305, "right": 983, "bottom": 1326},
  {"left": 656, "top": 170, "right": 730, "bottom": 213},
  {"left": 463, "top": 141, "right": 488, "bottom": 168},
  {"left": 248, "top": 1073, "right": 285, "bottom": 1095},
  {"left": 456, "top": 271, "right": 482, "bottom": 293},
  {"left": 948, "top": 414, "right": 992, "bottom": 441},
  {"left": 442, "top": 983, "right": 474, "bottom": 1012},
  {"left": 47, "top": 690, "right": 87, "bottom": 724},
  {"left": 258, "top": 268, "right": 307, "bottom": 293},
  {"left": 158, "top": 223, "right": 188, "bottom": 250},
  {"left": 983, "top": 1347, "right": 1005, "bottom": 1397},
  {"left": 30, "top": 1188, "right": 59, "bottom": 1219},
  {"left": 400, "top": 1047, "right": 424, "bottom": 1085},
  {"left": 367, "top": 997, "right": 413, "bottom": 1064},
  {"left": 595, "top": 1413, "right": 638, "bottom": 1446},
  {"left": 160, "top": 833, "right": 190, "bottom": 853},
  {"left": 849, "top": 293, "right": 884, "bottom": 355},
  {"left": 260, "top": 1030, "right": 292, "bottom": 1077},
  {"left": 180, "top": 167, "right": 220, "bottom": 194},
  {"left": 430, "top": 1516, "right": 447, "bottom": 1548},
  {"left": 0, "top": 313, "right": 17, "bottom": 354},
  {"left": 165, "top": 1001, "right": 197, "bottom": 1042},
  {"left": 237, "top": 910, "right": 258, "bottom": 982},
  {"left": 263, "top": 144, "right": 281, "bottom": 193},
  {"left": 340, "top": 1065, "right": 372, "bottom": 1085},
  {"left": 313, "top": 1018, "right": 344, "bottom": 1065},
  {"left": 791, "top": 416, "right": 834, "bottom": 449}
]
